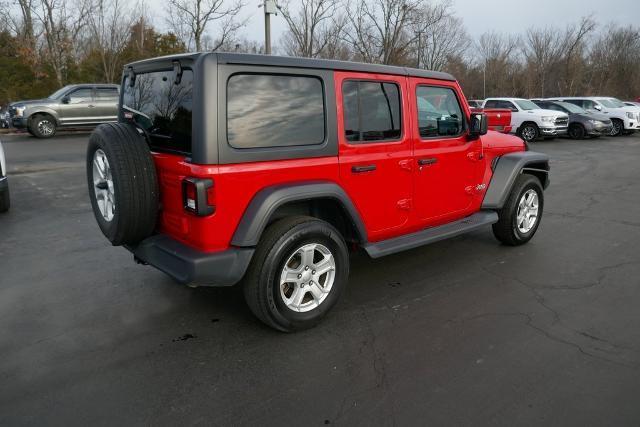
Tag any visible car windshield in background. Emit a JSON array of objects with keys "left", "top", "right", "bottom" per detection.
[
  {"left": 122, "top": 70, "right": 193, "bottom": 154},
  {"left": 556, "top": 102, "right": 585, "bottom": 114},
  {"left": 607, "top": 98, "right": 627, "bottom": 108},
  {"left": 597, "top": 99, "right": 617, "bottom": 108},
  {"left": 48, "top": 86, "right": 71, "bottom": 99},
  {"left": 514, "top": 99, "right": 540, "bottom": 110}
]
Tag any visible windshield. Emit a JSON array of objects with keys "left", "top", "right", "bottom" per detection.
[
  {"left": 514, "top": 99, "right": 539, "bottom": 110},
  {"left": 607, "top": 98, "right": 627, "bottom": 108},
  {"left": 48, "top": 86, "right": 73, "bottom": 99},
  {"left": 556, "top": 102, "right": 585, "bottom": 114},
  {"left": 597, "top": 99, "right": 618, "bottom": 108}
]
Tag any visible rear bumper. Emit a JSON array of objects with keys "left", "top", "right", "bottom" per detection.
[{"left": 128, "top": 234, "right": 254, "bottom": 287}]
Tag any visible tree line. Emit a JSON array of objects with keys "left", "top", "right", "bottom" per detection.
[{"left": 1, "top": 0, "right": 639, "bottom": 106}]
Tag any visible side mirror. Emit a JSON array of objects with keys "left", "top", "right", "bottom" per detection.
[
  {"left": 594, "top": 104, "right": 602, "bottom": 111},
  {"left": 62, "top": 96, "right": 70, "bottom": 104},
  {"left": 469, "top": 113, "right": 488, "bottom": 138}
]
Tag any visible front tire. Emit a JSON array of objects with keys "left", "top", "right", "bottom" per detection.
[
  {"left": 243, "top": 216, "right": 349, "bottom": 332},
  {"left": 518, "top": 123, "right": 539, "bottom": 143},
  {"left": 492, "top": 175, "right": 544, "bottom": 246},
  {"left": 568, "top": 124, "right": 586, "bottom": 140},
  {"left": 29, "top": 115, "right": 57, "bottom": 138}
]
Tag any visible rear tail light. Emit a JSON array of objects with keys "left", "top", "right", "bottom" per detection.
[{"left": 182, "top": 177, "right": 215, "bottom": 216}]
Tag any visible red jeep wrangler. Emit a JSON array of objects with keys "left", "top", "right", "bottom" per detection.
[{"left": 87, "top": 53, "right": 549, "bottom": 331}]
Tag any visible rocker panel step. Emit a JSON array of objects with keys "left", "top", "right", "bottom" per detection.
[{"left": 363, "top": 211, "right": 499, "bottom": 259}]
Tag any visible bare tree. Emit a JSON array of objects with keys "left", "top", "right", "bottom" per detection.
[
  {"left": 342, "top": 0, "right": 451, "bottom": 66},
  {"left": 165, "top": 0, "right": 245, "bottom": 51},
  {"left": 86, "top": 0, "right": 141, "bottom": 82},
  {"left": 556, "top": 16, "right": 596, "bottom": 95},
  {"left": 523, "top": 27, "right": 564, "bottom": 97},
  {"left": 34, "top": 0, "right": 88, "bottom": 86},
  {"left": 416, "top": 14, "right": 469, "bottom": 71},
  {"left": 343, "top": 0, "right": 419, "bottom": 65},
  {"left": 476, "top": 31, "right": 521, "bottom": 97},
  {"left": 278, "top": 0, "right": 346, "bottom": 58}
]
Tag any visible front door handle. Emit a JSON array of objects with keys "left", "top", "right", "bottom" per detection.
[
  {"left": 351, "top": 164, "right": 376, "bottom": 173},
  {"left": 417, "top": 158, "right": 438, "bottom": 166}
]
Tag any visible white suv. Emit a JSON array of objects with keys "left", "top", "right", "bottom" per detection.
[
  {"left": 547, "top": 97, "right": 639, "bottom": 136},
  {"left": 483, "top": 98, "right": 569, "bottom": 142},
  {"left": 0, "top": 140, "right": 9, "bottom": 212}
]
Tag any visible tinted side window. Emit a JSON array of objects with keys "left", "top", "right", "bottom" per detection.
[
  {"left": 122, "top": 70, "right": 193, "bottom": 155},
  {"left": 484, "top": 100, "right": 498, "bottom": 109},
  {"left": 96, "top": 87, "right": 118, "bottom": 101},
  {"left": 69, "top": 88, "right": 93, "bottom": 103},
  {"left": 565, "top": 99, "right": 583, "bottom": 108},
  {"left": 343, "top": 80, "right": 401, "bottom": 143},
  {"left": 227, "top": 74, "right": 325, "bottom": 149},
  {"left": 416, "top": 86, "right": 463, "bottom": 138}
]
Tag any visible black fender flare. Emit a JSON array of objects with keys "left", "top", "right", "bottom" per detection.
[
  {"left": 231, "top": 181, "right": 368, "bottom": 247},
  {"left": 482, "top": 151, "right": 550, "bottom": 209}
]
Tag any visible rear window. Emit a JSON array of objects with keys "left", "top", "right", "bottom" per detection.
[
  {"left": 227, "top": 74, "right": 325, "bottom": 149},
  {"left": 122, "top": 70, "right": 193, "bottom": 155}
]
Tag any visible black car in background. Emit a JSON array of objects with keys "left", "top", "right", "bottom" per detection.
[{"left": 531, "top": 99, "right": 612, "bottom": 139}]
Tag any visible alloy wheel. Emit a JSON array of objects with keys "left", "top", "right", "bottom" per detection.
[
  {"left": 92, "top": 149, "right": 115, "bottom": 222},
  {"left": 279, "top": 243, "right": 336, "bottom": 312}
]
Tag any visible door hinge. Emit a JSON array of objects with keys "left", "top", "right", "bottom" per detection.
[
  {"left": 465, "top": 184, "right": 487, "bottom": 195},
  {"left": 467, "top": 151, "right": 484, "bottom": 161},
  {"left": 398, "top": 159, "right": 412, "bottom": 171},
  {"left": 397, "top": 198, "right": 412, "bottom": 210}
]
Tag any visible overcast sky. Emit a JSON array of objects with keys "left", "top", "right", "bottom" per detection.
[{"left": 147, "top": 0, "right": 639, "bottom": 46}]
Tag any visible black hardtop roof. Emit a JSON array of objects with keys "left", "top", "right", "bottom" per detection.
[{"left": 125, "top": 52, "right": 456, "bottom": 82}]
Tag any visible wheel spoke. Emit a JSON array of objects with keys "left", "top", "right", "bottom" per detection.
[
  {"left": 313, "top": 255, "right": 334, "bottom": 276},
  {"left": 290, "top": 286, "right": 306, "bottom": 308},
  {"left": 282, "top": 268, "right": 301, "bottom": 284},
  {"left": 300, "top": 245, "right": 315, "bottom": 267},
  {"left": 309, "top": 283, "right": 325, "bottom": 301},
  {"left": 94, "top": 157, "right": 105, "bottom": 179}
]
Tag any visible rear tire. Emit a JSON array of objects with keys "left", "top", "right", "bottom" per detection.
[
  {"left": 243, "top": 216, "right": 349, "bottom": 332},
  {"left": 568, "top": 124, "right": 586, "bottom": 140},
  {"left": 492, "top": 175, "right": 544, "bottom": 246},
  {"left": 86, "top": 123, "right": 158, "bottom": 246},
  {"left": 29, "top": 114, "right": 57, "bottom": 138}
]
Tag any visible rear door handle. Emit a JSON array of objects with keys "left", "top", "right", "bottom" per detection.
[
  {"left": 418, "top": 158, "right": 437, "bottom": 166},
  {"left": 351, "top": 164, "right": 376, "bottom": 173}
]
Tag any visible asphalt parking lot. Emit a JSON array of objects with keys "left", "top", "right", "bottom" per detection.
[{"left": 1, "top": 132, "right": 640, "bottom": 425}]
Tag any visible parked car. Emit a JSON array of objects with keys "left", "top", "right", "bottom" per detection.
[
  {"left": 0, "top": 108, "right": 9, "bottom": 129},
  {"left": 86, "top": 53, "right": 550, "bottom": 332},
  {"left": 547, "top": 97, "right": 639, "bottom": 136},
  {"left": 482, "top": 98, "right": 569, "bottom": 142},
  {"left": 531, "top": 99, "right": 612, "bottom": 139},
  {"left": 0, "top": 139, "right": 9, "bottom": 212},
  {"left": 8, "top": 84, "right": 119, "bottom": 138}
]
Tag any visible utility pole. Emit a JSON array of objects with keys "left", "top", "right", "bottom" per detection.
[{"left": 262, "top": 0, "right": 278, "bottom": 55}]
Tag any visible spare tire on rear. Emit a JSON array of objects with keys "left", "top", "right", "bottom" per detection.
[{"left": 86, "top": 123, "right": 159, "bottom": 246}]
